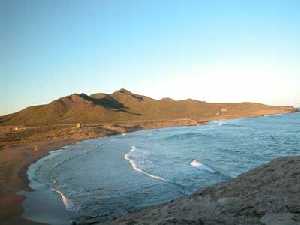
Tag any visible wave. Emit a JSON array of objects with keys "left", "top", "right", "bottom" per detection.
[
  {"left": 190, "top": 160, "right": 232, "bottom": 180},
  {"left": 214, "top": 121, "right": 244, "bottom": 128},
  {"left": 216, "top": 121, "right": 226, "bottom": 126},
  {"left": 166, "top": 132, "right": 209, "bottom": 141},
  {"left": 124, "top": 146, "right": 166, "bottom": 182},
  {"left": 210, "top": 120, "right": 228, "bottom": 126},
  {"left": 190, "top": 160, "right": 215, "bottom": 173},
  {"left": 263, "top": 114, "right": 271, "bottom": 117},
  {"left": 53, "top": 188, "right": 79, "bottom": 212}
]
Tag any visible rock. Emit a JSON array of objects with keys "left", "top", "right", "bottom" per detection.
[
  {"left": 260, "top": 213, "right": 299, "bottom": 225},
  {"left": 96, "top": 156, "right": 300, "bottom": 225}
]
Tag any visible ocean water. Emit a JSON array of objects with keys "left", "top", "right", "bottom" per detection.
[{"left": 22, "top": 113, "right": 300, "bottom": 224}]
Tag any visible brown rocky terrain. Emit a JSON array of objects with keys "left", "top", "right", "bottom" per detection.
[
  {"left": 98, "top": 156, "right": 300, "bottom": 225},
  {"left": 0, "top": 88, "right": 296, "bottom": 126}
]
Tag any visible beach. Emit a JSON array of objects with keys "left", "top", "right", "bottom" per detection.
[
  {"left": 0, "top": 120, "right": 205, "bottom": 225},
  {"left": 0, "top": 124, "right": 128, "bottom": 225},
  {"left": 0, "top": 139, "right": 77, "bottom": 225},
  {"left": 0, "top": 110, "right": 297, "bottom": 225}
]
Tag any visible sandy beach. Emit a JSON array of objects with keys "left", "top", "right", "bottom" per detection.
[
  {"left": 0, "top": 110, "right": 296, "bottom": 225},
  {"left": 0, "top": 120, "right": 204, "bottom": 225},
  {"left": 0, "top": 140, "right": 77, "bottom": 225},
  {"left": 0, "top": 123, "right": 132, "bottom": 225}
]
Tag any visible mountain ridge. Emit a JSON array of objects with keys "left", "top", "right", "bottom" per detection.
[{"left": 0, "top": 89, "right": 296, "bottom": 126}]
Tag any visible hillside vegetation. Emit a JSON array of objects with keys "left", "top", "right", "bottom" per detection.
[{"left": 0, "top": 89, "right": 296, "bottom": 126}]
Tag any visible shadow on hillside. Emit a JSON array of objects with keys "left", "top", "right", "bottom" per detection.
[{"left": 80, "top": 94, "right": 141, "bottom": 115}]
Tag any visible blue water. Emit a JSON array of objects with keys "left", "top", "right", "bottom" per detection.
[{"left": 23, "top": 113, "right": 300, "bottom": 224}]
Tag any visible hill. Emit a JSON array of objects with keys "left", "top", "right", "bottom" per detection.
[{"left": 0, "top": 89, "right": 296, "bottom": 126}]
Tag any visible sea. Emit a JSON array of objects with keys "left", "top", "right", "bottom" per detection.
[{"left": 22, "top": 112, "right": 300, "bottom": 225}]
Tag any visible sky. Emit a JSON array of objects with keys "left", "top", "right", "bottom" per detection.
[{"left": 1, "top": 0, "right": 300, "bottom": 115}]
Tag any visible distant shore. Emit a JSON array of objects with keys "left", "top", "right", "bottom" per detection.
[{"left": 0, "top": 110, "right": 296, "bottom": 225}]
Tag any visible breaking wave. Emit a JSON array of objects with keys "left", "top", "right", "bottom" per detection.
[
  {"left": 124, "top": 146, "right": 166, "bottom": 182},
  {"left": 190, "top": 160, "right": 215, "bottom": 173},
  {"left": 211, "top": 120, "right": 243, "bottom": 128},
  {"left": 53, "top": 188, "right": 79, "bottom": 212}
]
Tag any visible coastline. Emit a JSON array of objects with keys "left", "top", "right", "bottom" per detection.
[
  {"left": 100, "top": 155, "right": 300, "bottom": 225},
  {"left": 0, "top": 109, "right": 296, "bottom": 225}
]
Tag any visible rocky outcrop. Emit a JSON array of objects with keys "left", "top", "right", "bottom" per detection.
[{"left": 98, "top": 156, "right": 300, "bottom": 225}]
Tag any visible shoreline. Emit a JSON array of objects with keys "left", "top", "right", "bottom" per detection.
[
  {"left": 100, "top": 155, "right": 300, "bottom": 225},
  {"left": 1, "top": 140, "right": 84, "bottom": 225},
  {"left": 0, "top": 110, "right": 296, "bottom": 225}
]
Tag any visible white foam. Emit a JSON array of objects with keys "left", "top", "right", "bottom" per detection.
[
  {"left": 53, "top": 188, "right": 79, "bottom": 212},
  {"left": 210, "top": 120, "right": 226, "bottom": 126},
  {"left": 217, "top": 121, "right": 225, "bottom": 126},
  {"left": 190, "top": 160, "right": 215, "bottom": 173},
  {"left": 121, "top": 133, "right": 127, "bottom": 136},
  {"left": 124, "top": 146, "right": 166, "bottom": 182}
]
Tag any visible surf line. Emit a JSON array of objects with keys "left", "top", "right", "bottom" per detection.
[
  {"left": 124, "top": 146, "right": 187, "bottom": 195},
  {"left": 52, "top": 180, "right": 79, "bottom": 212},
  {"left": 124, "top": 146, "right": 166, "bottom": 182}
]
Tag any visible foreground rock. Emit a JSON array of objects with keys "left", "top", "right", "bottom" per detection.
[{"left": 98, "top": 156, "right": 300, "bottom": 225}]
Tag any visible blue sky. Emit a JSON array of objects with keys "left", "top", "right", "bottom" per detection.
[{"left": 1, "top": 0, "right": 300, "bottom": 115}]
